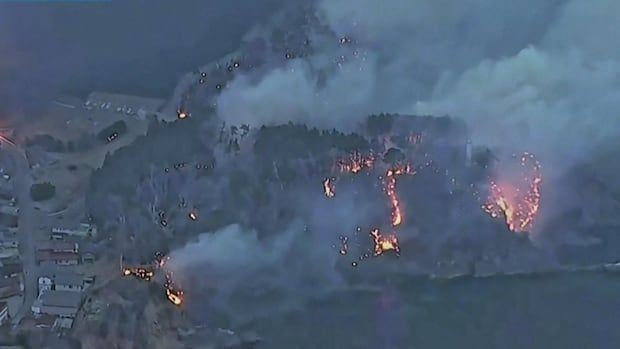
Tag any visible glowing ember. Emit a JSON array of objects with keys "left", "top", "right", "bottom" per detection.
[
  {"left": 122, "top": 267, "right": 154, "bottom": 281},
  {"left": 337, "top": 152, "right": 375, "bottom": 173},
  {"left": 370, "top": 229, "right": 400, "bottom": 256},
  {"left": 384, "top": 164, "right": 413, "bottom": 227},
  {"left": 338, "top": 235, "right": 348, "bottom": 255},
  {"left": 177, "top": 109, "right": 190, "bottom": 119},
  {"left": 483, "top": 152, "right": 542, "bottom": 233},
  {"left": 165, "top": 273, "right": 184, "bottom": 306},
  {"left": 323, "top": 177, "right": 336, "bottom": 198},
  {"left": 154, "top": 252, "right": 169, "bottom": 268},
  {"left": 166, "top": 288, "right": 184, "bottom": 306}
]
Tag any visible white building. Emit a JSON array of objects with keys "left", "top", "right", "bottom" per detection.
[
  {"left": 51, "top": 223, "right": 97, "bottom": 240},
  {"left": 38, "top": 269, "right": 85, "bottom": 296},
  {"left": 31, "top": 290, "right": 82, "bottom": 318},
  {"left": 86, "top": 91, "right": 164, "bottom": 118},
  {"left": 38, "top": 276, "right": 53, "bottom": 296}
]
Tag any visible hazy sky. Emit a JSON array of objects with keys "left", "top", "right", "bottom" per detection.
[{"left": 0, "top": 0, "right": 287, "bottom": 114}]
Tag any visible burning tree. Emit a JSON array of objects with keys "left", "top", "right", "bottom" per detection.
[{"left": 483, "top": 152, "right": 542, "bottom": 233}]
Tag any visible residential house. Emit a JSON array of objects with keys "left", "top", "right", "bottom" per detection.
[
  {"left": 31, "top": 290, "right": 82, "bottom": 318},
  {"left": 81, "top": 252, "right": 95, "bottom": 264},
  {"left": 0, "top": 256, "right": 20, "bottom": 267},
  {"left": 0, "top": 249, "right": 18, "bottom": 259},
  {"left": 36, "top": 251, "right": 79, "bottom": 267},
  {"left": 0, "top": 276, "right": 22, "bottom": 298},
  {"left": 0, "top": 236, "right": 18, "bottom": 249},
  {"left": 0, "top": 206, "right": 18, "bottom": 217},
  {"left": 0, "top": 212, "right": 17, "bottom": 228},
  {"left": 0, "top": 231, "right": 16, "bottom": 239},
  {"left": 51, "top": 223, "right": 97, "bottom": 240},
  {"left": 38, "top": 270, "right": 84, "bottom": 296},
  {"left": 0, "top": 301, "right": 8, "bottom": 326},
  {"left": 38, "top": 275, "right": 53, "bottom": 296},
  {"left": 37, "top": 241, "right": 79, "bottom": 254},
  {"left": 0, "top": 263, "right": 22, "bottom": 278},
  {"left": 0, "top": 183, "right": 13, "bottom": 200}
]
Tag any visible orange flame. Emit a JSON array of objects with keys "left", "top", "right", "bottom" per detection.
[
  {"left": 165, "top": 272, "right": 184, "bottom": 306},
  {"left": 166, "top": 288, "right": 184, "bottom": 306},
  {"left": 177, "top": 109, "right": 189, "bottom": 119},
  {"left": 323, "top": 177, "right": 336, "bottom": 198},
  {"left": 384, "top": 164, "right": 413, "bottom": 227},
  {"left": 337, "top": 152, "right": 375, "bottom": 173},
  {"left": 483, "top": 152, "right": 542, "bottom": 232},
  {"left": 370, "top": 229, "right": 400, "bottom": 256},
  {"left": 122, "top": 267, "right": 154, "bottom": 281}
]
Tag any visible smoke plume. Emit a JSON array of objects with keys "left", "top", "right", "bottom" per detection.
[
  {"left": 166, "top": 222, "right": 346, "bottom": 324},
  {"left": 216, "top": 0, "right": 619, "bottom": 168}
]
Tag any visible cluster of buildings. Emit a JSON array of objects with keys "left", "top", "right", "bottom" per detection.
[
  {"left": 0, "top": 170, "right": 23, "bottom": 327},
  {"left": 83, "top": 91, "right": 164, "bottom": 122},
  {"left": 31, "top": 267, "right": 92, "bottom": 329},
  {"left": 28, "top": 222, "right": 98, "bottom": 331}
]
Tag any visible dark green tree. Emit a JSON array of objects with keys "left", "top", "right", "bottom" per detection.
[
  {"left": 30, "top": 182, "right": 56, "bottom": 201},
  {"left": 383, "top": 147, "right": 406, "bottom": 165}
]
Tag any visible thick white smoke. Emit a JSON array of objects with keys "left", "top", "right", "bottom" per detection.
[
  {"left": 166, "top": 223, "right": 346, "bottom": 323},
  {"left": 416, "top": 0, "right": 620, "bottom": 167},
  {"left": 415, "top": 47, "right": 620, "bottom": 166},
  {"left": 216, "top": 0, "right": 619, "bottom": 167},
  {"left": 217, "top": 0, "right": 560, "bottom": 126}
]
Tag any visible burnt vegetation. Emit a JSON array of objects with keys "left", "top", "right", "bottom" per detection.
[{"left": 85, "top": 112, "right": 620, "bottom": 272}]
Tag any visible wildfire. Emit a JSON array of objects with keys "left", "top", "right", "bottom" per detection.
[
  {"left": 370, "top": 229, "right": 400, "bottom": 256},
  {"left": 483, "top": 152, "right": 542, "bottom": 233},
  {"left": 122, "top": 267, "right": 154, "bottom": 281},
  {"left": 154, "top": 252, "right": 170, "bottom": 268},
  {"left": 338, "top": 235, "right": 348, "bottom": 255},
  {"left": 177, "top": 109, "right": 190, "bottom": 119},
  {"left": 323, "top": 177, "right": 336, "bottom": 198},
  {"left": 384, "top": 164, "right": 413, "bottom": 227},
  {"left": 165, "top": 273, "right": 184, "bottom": 306},
  {"left": 337, "top": 152, "right": 375, "bottom": 173},
  {"left": 166, "top": 288, "right": 184, "bottom": 306}
]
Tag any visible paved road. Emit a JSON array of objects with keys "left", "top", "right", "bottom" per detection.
[{"left": 8, "top": 146, "right": 39, "bottom": 325}]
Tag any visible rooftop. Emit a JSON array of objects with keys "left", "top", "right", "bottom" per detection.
[
  {"left": 0, "top": 276, "right": 20, "bottom": 288},
  {"left": 41, "top": 270, "right": 84, "bottom": 287},
  {"left": 0, "top": 206, "right": 18, "bottom": 216},
  {"left": 87, "top": 91, "right": 165, "bottom": 113},
  {"left": 0, "top": 264, "right": 23, "bottom": 276},
  {"left": 37, "top": 241, "right": 78, "bottom": 252},
  {"left": 36, "top": 251, "right": 79, "bottom": 262},
  {"left": 38, "top": 290, "right": 82, "bottom": 309}
]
